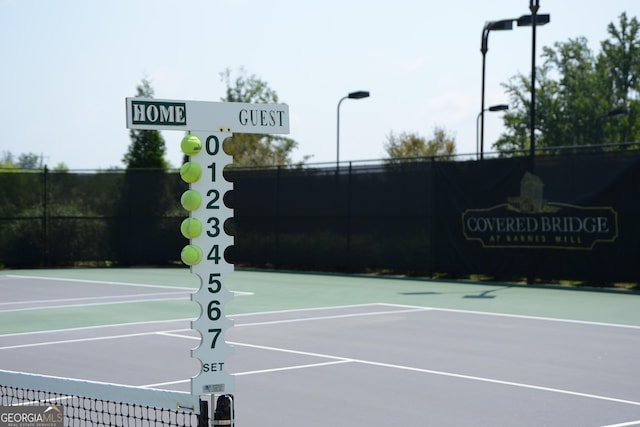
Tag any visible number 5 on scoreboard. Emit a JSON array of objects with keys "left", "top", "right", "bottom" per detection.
[{"left": 208, "top": 328, "right": 222, "bottom": 349}]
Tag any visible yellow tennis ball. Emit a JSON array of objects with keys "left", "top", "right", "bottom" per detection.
[
  {"left": 180, "top": 245, "right": 203, "bottom": 266},
  {"left": 181, "top": 134, "right": 202, "bottom": 156},
  {"left": 180, "top": 162, "right": 202, "bottom": 183},
  {"left": 180, "top": 190, "right": 202, "bottom": 211},
  {"left": 180, "top": 218, "right": 203, "bottom": 239}
]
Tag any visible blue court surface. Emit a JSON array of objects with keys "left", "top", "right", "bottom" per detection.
[{"left": 1, "top": 268, "right": 640, "bottom": 426}]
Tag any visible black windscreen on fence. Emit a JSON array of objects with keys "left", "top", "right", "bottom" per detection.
[
  {"left": 226, "top": 162, "right": 435, "bottom": 272},
  {"left": 1, "top": 150, "right": 639, "bottom": 283},
  {"left": 434, "top": 153, "right": 640, "bottom": 282}
]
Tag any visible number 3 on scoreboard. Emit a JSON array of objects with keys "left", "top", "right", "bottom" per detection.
[{"left": 208, "top": 328, "right": 222, "bottom": 349}]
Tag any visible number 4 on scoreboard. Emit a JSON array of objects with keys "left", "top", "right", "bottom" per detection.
[{"left": 207, "top": 245, "right": 220, "bottom": 263}]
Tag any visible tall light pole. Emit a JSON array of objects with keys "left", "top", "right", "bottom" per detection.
[
  {"left": 480, "top": 19, "right": 513, "bottom": 160},
  {"left": 477, "top": 104, "right": 509, "bottom": 159},
  {"left": 517, "top": 4, "right": 550, "bottom": 164},
  {"left": 337, "top": 91, "right": 369, "bottom": 168},
  {"left": 478, "top": 11, "right": 549, "bottom": 162}
]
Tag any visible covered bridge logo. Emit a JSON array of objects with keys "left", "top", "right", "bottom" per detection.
[{"left": 462, "top": 172, "right": 618, "bottom": 250}]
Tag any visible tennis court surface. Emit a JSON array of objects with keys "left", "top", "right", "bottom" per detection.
[{"left": 1, "top": 268, "right": 640, "bottom": 426}]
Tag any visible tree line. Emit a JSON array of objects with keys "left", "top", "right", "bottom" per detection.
[
  {"left": 2, "top": 13, "right": 637, "bottom": 171},
  {"left": 495, "top": 12, "right": 639, "bottom": 153}
]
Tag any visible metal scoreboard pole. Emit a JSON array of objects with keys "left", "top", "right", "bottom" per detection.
[{"left": 125, "top": 98, "right": 290, "bottom": 425}]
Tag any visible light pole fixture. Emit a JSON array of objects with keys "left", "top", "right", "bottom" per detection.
[
  {"left": 476, "top": 104, "right": 509, "bottom": 160},
  {"left": 337, "top": 91, "right": 370, "bottom": 168},
  {"left": 480, "top": 19, "right": 513, "bottom": 161},
  {"left": 607, "top": 107, "right": 629, "bottom": 118},
  {"left": 479, "top": 10, "right": 549, "bottom": 162},
  {"left": 516, "top": 2, "right": 550, "bottom": 163}
]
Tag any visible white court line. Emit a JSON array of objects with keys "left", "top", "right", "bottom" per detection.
[
  {"left": 0, "top": 293, "right": 252, "bottom": 313},
  {"left": 235, "top": 307, "right": 431, "bottom": 327},
  {"left": 156, "top": 331, "right": 193, "bottom": 340},
  {"left": 230, "top": 341, "right": 351, "bottom": 361},
  {"left": 0, "top": 304, "right": 393, "bottom": 338},
  {"left": 229, "top": 303, "right": 387, "bottom": 318},
  {"left": 142, "top": 378, "right": 190, "bottom": 388},
  {"left": 0, "top": 292, "right": 189, "bottom": 311},
  {"left": 2, "top": 274, "right": 253, "bottom": 297},
  {"left": 236, "top": 360, "right": 352, "bottom": 376},
  {"left": 354, "top": 357, "right": 640, "bottom": 407},
  {"left": 0, "top": 304, "right": 417, "bottom": 348},
  {"left": 0, "top": 292, "right": 187, "bottom": 306},
  {"left": 382, "top": 302, "right": 640, "bottom": 330},
  {"left": 4, "top": 274, "right": 194, "bottom": 290},
  {"left": 140, "top": 361, "right": 354, "bottom": 387},
  {"left": 228, "top": 340, "right": 640, "bottom": 408},
  {"left": 0, "top": 329, "right": 190, "bottom": 350},
  {"left": 0, "top": 319, "right": 193, "bottom": 339},
  {"left": 0, "top": 297, "right": 190, "bottom": 313},
  {"left": 601, "top": 421, "right": 640, "bottom": 427}
]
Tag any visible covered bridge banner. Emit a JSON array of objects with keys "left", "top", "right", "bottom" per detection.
[{"left": 434, "top": 153, "right": 639, "bottom": 282}]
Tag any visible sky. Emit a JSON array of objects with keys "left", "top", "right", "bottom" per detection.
[{"left": 1, "top": 0, "right": 638, "bottom": 170}]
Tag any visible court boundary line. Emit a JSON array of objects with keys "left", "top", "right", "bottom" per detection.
[
  {"left": 225, "top": 340, "right": 640, "bottom": 407},
  {"left": 229, "top": 302, "right": 389, "bottom": 318},
  {"left": 3, "top": 274, "right": 195, "bottom": 291},
  {"left": 0, "top": 303, "right": 387, "bottom": 338},
  {"left": 3, "top": 300, "right": 638, "bottom": 339},
  {"left": 234, "top": 307, "right": 432, "bottom": 327},
  {"left": 383, "top": 303, "right": 640, "bottom": 330},
  {"left": 0, "top": 292, "right": 190, "bottom": 312},
  {"left": 233, "top": 303, "right": 640, "bottom": 330},
  {"left": 0, "top": 305, "right": 426, "bottom": 348},
  {"left": 0, "top": 328, "right": 194, "bottom": 351},
  {"left": 2, "top": 275, "right": 253, "bottom": 297},
  {"left": 236, "top": 360, "right": 353, "bottom": 376},
  {"left": 0, "top": 318, "right": 194, "bottom": 339},
  {"left": 601, "top": 420, "right": 640, "bottom": 427}
]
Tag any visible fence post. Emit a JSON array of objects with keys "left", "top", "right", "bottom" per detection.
[
  {"left": 42, "top": 165, "right": 49, "bottom": 266},
  {"left": 275, "top": 165, "right": 281, "bottom": 269},
  {"left": 346, "top": 161, "right": 352, "bottom": 270},
  {"left": 197, "top": 398, "right": 209, "bottom": 427},
  {"left": 428, "top": 158, "right": 435, "bottom": 275}
]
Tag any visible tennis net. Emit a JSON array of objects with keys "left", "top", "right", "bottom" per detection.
[{"left": 0, "top": 369, "right": 207, "bottom": 426}]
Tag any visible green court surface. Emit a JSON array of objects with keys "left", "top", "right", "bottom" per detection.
[
  {"left": 3, "top": 268, "right": 640, "bottom": 426},
  {"left": 2, "top": 268, "right": 640, "bottom": 334}
]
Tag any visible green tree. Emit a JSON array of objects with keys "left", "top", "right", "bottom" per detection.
[
  {"left": 18, "top": 153, "right": 42, "bottom": 169},
  {"left": 601, "top": 13, "right": 640, "bottom": 105},
  {"left": 220, "top": 68, "right": 306, "bottom": 167},
  {"left": 599, "top": 12, "right": 640, "bottom": 146},
  {"left": 53, "top": 162, "right": 69, "bottom": 172},
  {"left": 114, "top": 78, "right": 173, "bottom": 265},
  {"left": 123, "top": 79, "right": 169, "bottom": 169},
  {"left": 494, "top": 13, "right": 640, "bottom": 155},
  {"left": 1, "top": 151, "right": 18, "bottom": 169},
  {"left": 384, "top": 127, "right": 456, "bottom": 161},
  {"left": 0, "top": 151, "right": 46, "bottom": 170},
  {"left": 494, "top": 38, "right": 605, "bottom": 153}
]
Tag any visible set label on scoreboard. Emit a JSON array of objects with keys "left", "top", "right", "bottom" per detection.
[{"left": 125, "top": 97, "right": 289, "bottom": 403}]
